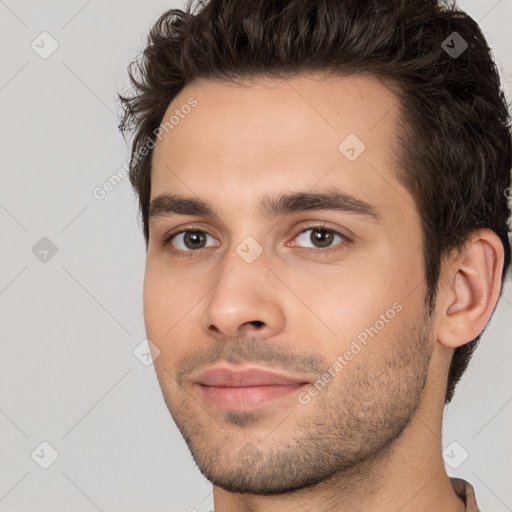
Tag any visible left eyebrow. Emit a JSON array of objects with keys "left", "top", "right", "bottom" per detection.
[
  {"left": 148, "top": 189, "right": 382, "bottom": 226},
  {"left": 259, "top": 190, "right": 381, "bottom": 223}
]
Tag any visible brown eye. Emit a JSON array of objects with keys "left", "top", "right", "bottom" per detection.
[
  {"left": 295, "top": 227, "right": 346, "bottom": 250},
  {"left": 169, "top": 230, "right": 216, "bottom": 251}
]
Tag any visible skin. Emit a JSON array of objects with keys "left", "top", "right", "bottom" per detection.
[{"left": 144, "top": 73, "right": 504, "bottom": 512}]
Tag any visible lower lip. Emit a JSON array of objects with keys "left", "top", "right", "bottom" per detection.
[{"left": 197, "top": 383, "right": 307, "bottom": 411}]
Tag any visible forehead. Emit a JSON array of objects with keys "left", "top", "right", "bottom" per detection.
[{"left": 151, "top": 73, "right": 414, "bottom": 226}]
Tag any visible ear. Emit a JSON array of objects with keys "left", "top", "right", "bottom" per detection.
[{"left": 437, "top": 229, "right": 505, "bottom": 349}]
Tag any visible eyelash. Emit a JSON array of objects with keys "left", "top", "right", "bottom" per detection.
[{"left": 161, "top": 223, "right": 351, "bottom": 258}]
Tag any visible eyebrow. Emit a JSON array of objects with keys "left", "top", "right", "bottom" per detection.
[{"left": 148, "top": 190, "right": 381, "bottom": 225}]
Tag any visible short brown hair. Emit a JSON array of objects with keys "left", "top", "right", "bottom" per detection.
[{"left": 119, "top": 0, "right": 512, "bottom": 404}]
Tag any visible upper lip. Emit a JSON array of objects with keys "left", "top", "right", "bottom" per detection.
[{"left": 193, "top": 365, "right": 310, "bottom": 387}]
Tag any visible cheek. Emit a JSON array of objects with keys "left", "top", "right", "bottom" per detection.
[
  {"left": 143, "top": 261, "right": 208, "bottom": 351},
  {"left": 143, "top": 263, "right": 181, "bottom": 339},
  {"left": 302, "top": 265, "right": 388, "bottom": 322},
  {"left": 143, "top": 267, "right": 193, "bottom": 379},
  {"left": 292, "top": 251, "right": 423, "bottom": 354}
]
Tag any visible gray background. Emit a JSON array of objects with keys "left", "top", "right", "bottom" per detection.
[{"left": 0, "top": 0, "right": 511, "bottom": 510}]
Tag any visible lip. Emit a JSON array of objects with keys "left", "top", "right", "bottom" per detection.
[
  {"left": 192, "top": 364, "right": 310, "bottom": 411},
  {"left": 193, "top": 365, "right": 310, "bottom": 387}
]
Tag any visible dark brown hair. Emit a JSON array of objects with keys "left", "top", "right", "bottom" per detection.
[{"left": 119, "top": 0, "right": 512, "bottom": 404}]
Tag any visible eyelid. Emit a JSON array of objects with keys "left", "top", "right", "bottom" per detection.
[
  {"left": 290, "top": 221, "right": 353, "bottom": 244},
  {"left": 160, "top": 223, "right": 219, "bottom": 250}
]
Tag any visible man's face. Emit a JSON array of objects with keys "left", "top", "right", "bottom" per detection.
[{"left": 145, "top": 74, "right": 434, "bottom": 494}]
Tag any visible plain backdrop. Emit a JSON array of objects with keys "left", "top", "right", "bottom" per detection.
[{"left": 1, "top": 0, "right": 511, "bottom": 511}]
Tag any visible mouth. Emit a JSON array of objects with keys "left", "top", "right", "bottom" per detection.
[
  {"left": 192, "top": 364, "right": 310, "bottom": 411},
  {"left": 196, "top": 382, "right": 309, "bottom": 411}
]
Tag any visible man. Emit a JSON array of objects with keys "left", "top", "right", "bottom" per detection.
[{"left": 119, "top": 0, "right": 511, "bottom": 510}]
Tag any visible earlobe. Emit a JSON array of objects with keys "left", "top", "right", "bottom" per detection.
[{"left": 437, "top": 230, "right": 504, "bottom": 349}]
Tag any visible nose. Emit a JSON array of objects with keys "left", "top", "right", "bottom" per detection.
[{"left": 200, "top": 252, "right": 286, "bottom": 340}]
